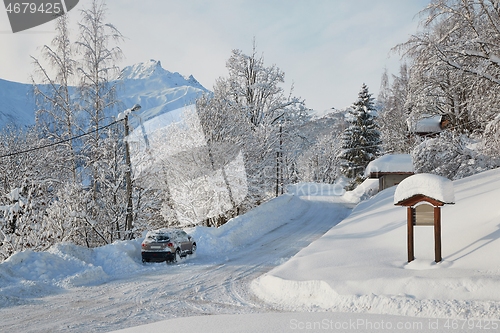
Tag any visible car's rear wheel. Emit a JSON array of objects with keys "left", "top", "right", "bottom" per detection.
[
  {"left": 175, "top": 248, "right": 181, "bottom": 262},
  {"left": 190, "top": 243, "right": 196, "bottom": 254}
]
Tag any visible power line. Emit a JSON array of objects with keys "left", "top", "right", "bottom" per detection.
[{"left": 0, "top": 118, "right": 123, "bottom": 159}]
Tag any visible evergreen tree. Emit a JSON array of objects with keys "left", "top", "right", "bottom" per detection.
[{"left": 339, "top": 83, "right": 381, "bottom": 188}]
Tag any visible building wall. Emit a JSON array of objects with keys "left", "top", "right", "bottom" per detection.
[{"left": 380, "top": 174, "right": 413, "bottom": 190}]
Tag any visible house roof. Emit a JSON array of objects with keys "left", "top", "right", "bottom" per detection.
[
  {"left": 365, "top": 154, "right": 414, "bottom": 177},
  {"left": 407, "top": 115, "right": 443, "bottom": 134}
]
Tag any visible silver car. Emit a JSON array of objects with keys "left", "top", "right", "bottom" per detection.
[{"left": 141, "top": 229, "right": 196, "bottom": 263}]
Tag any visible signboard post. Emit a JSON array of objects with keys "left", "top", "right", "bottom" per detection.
[
  {"left": 407, "top": 207, "right": 414, "bottom": 262},
  {"left": 394, "top": 173, "right": 454, "bottom": 264},
  {"left": 396, "top": 196, "right": 449, "bottom": 263},
  {"left": 434, "top": 206, "right": 441, "bottom": 263}
]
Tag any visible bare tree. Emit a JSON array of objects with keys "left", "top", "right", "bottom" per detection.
[
  {"left": 197, "top": 41, "right": 308, "bottom": 211},
  {"left": 74, "top": 0, "right": 129, "bottom": 243},
  {"left": 76, "top": 0, "right": 124, "bottom": 201},
  {"left": 377, "top": 64, "right": 414, "bottom": 153},
  {"left": 31, "top": 14, "right": 78, "bottom": 181}
]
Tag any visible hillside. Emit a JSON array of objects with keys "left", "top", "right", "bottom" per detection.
[
  {"left": 252, "top": 168, "right": 500, "bottom": 319},
  {"left": 0, "top": 79, "right": 37, "bottom": 128}
]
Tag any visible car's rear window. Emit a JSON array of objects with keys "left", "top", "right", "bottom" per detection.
[
  {"left": 156, "top": 235, "right": 170, "bottom": 242},
  {"left": 146, "top": 234, "right": 170, "bottom": 242}
]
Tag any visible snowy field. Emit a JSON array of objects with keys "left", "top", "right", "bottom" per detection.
[{"left": 1, "top": 168, "right": 500, "bottom": 332}]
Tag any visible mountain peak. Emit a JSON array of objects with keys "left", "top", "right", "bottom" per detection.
[
  {"left": 119, "top": 59, "right": 165, "bottom": 80},
  {"left": 118, "top": 59, "right": 207, "bottom": 91}
]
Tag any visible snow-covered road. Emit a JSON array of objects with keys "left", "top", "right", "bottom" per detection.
[{"left": 0, "top": 196, "right": 351, "bottom": 333}]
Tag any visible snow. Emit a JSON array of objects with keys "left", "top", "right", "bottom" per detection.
[
  {"left": 2, "top": 168, "right": 500, "bottom": 332},
  {"left": 0, "top": 193, "right": 314, "bottom": 307},
  {"left": 188, "top": 194, "right": 307, "bottom": 256},
  {"left": 0, "top": 240, "right": 146, "bottom": 304},
  {"left": 251, "top": 168, "right": 500, "bottom": 320},
  {"left": 5, "top": 187, "right": 21, "bottom": 202},
  {"left": 119, "top": 60, "right": 205, "bottom": 90},
  {"left": 286, "top": 178, "right": 379, "bottom": 205},
  {"left": 112, "top": 312, "right": 459, "bottom": 333},
  {"left": 394, "top": 173, "right": 455, "bottom": 204},
  {"left": 365, "top": 154, "right": 414, "bottom": 176},
  {"left": 342, "top": 177, "right": 379, "bottom": 203},
  {"left": 118, "top": 59, "right": 209, "bottom": 127},
  {"left": 287, "top": 182, "right": 346, "bottom": 197},
  {"left": 0, "top": 78, "right": 37, "bottom": 128}
]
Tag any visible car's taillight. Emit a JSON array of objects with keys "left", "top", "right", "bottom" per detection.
[
  {"left": 141, "top": 243, "right": 146, "bottom": 247},
  {"left": 167, "top": 242, "right": 174, "bottom": 247}
]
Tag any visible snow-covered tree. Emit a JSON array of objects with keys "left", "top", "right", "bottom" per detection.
[
  {"left": 297, "top": 132, "right": 343, "bottom": 184},
  {"left": 31, "top": 14, "right": 78, "bottom": 182},
  {"left": 0, "top": 127, "right": 62, "bottom": 260},
  {"left": 224, "top": 40, "right": 306, "bottom": 129},
  {"left": 196, "top": 41, "right": 308, "bottom": 213},
  {"left": 412, "top": 131, "right": 494, "bottom": 180},
  {"left": 74, "top": 0, "right": 131, "bottom": 241},
  {"left": 339, "top": 84, "right": 381, "bottom": 188},
  {"left": 415, "top": 0, "right": 500, "bottom": 88},
  {"left": 377, "top": 65, "right": 413, "bottom": 153},
  {"left": 398, "top": 0, "right": 500, "bottom": 130},
  {"left": 395, "top": 0, "right": 500, "bottom": 175},
  {"left": 76, "top": 0, "right": 123, "bottom": 199}
]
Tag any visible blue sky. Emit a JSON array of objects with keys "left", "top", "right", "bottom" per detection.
[{"left": 0, "top": 0, "right": 430, "bottom": 111}]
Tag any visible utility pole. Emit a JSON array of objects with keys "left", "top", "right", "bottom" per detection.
[
  {"left": 123, "top": 104, "right": 141, "bottom": 238},
  {"left": 272, "top": 114, "right": 285, "bottom": 197},
  {"left": 276, "top": 124, "right": 284, "bottom": 197}
]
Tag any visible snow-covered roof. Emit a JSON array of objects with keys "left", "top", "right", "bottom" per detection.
[
  {"left": 407, "top": 115, "right": 442, "bottom": 134},
  {"left": 365, "top": 154, "right": 414, "bottom": 177},
  {"left": 394, "top": 173, "right": 455, "bottom": 205}
]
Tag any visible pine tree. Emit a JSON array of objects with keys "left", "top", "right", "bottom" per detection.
[{"left": 340, "top": 83, "right": 381, "bottom": 188}]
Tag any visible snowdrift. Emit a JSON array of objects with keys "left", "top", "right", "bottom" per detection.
[
  {"left": 187, "top": 194, "right": 310, "bottom": 257},
  {"left": 252, "top": 168, "right": 500, "bottom": 319},
  {"left": 0, "top": 239, "right": 146, "bottom": 307}
]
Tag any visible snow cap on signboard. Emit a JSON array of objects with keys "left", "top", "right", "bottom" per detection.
[{"left": 394, "top": 173, "right": 455, "bottom": 205}]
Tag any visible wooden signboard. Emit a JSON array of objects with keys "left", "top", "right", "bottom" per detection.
[
  {"left": 406, "top": 204, "right": 442, "bottom": 263},
  {"left": 413, "top": 204, "right": 435, "bottom": 226},
  {"left": 397, "top": 195, "right": 447, "bottom": 263},
  {"left": 395, "top": 175, "right": 455, "bottom": 264}
]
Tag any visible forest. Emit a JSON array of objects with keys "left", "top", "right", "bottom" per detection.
[{"left": 0, "top": 0, "right": 499, "bottom": 261}]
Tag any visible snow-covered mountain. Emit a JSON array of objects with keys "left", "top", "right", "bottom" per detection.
[
  {"left": 0, "top": 59, "right": 209, "bottom": 130},
  {"left": 0, "top": 78, "right": 37, "bottom": 128},
  {"left": 117, "top": 59, "right": 209, "bottom": 127}
]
